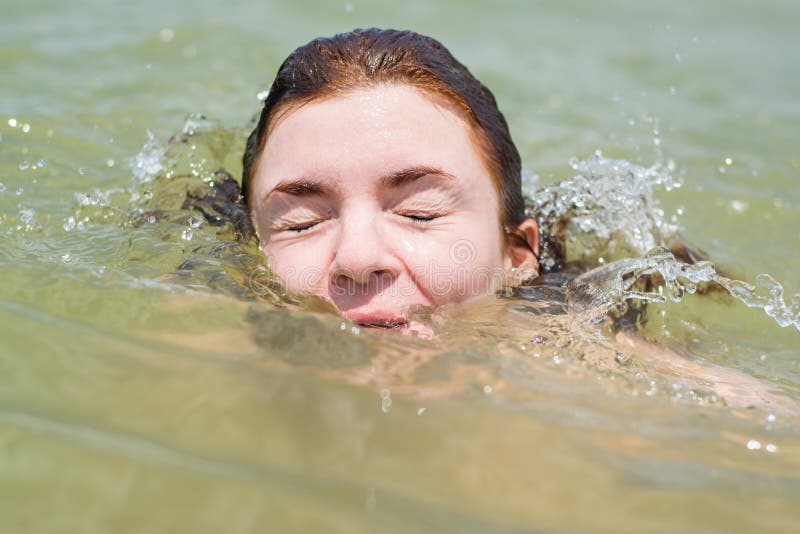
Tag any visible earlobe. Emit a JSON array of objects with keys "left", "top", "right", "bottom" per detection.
[{"left": 506, "top": 217, "right": 539, "bottom": 275}]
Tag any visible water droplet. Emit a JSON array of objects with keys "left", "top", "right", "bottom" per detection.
[
  {"left": 0, "top": 182, "right": 5, "bottom": 193},
  {"left": 159, "top": 28, "right": 174, "bottom": 42},
  {"left": 78, "top": 167, "right": 85, "bottom": 175},
  {"left": 730, "top": 200, "right": 748, "bottom": 214},
  {"left": 344, "top": 2, "right": 354, "bottom": 12},
  {"left": 19, "top": 160, "right": 30, "bottom": 171},
  {"left": 759, "top": 354, "right": 768, "bottom": 362},
  {"left": 8, "top": 118, "right": 17, "bottom": 127},
  {"left": 746, "top": 439, "right": 761, "bottom": 451},
  {"left": 340, "top": 322, "right": 347, "bottom": 331},
  {"left": 181, "top": 228, "right": 193, "bottom": 240},
  {"left": 15, "top": 188, "right": 23, "bottom": 196},
  {"left": 416, "top": 407, "right": 426, "bottom": 416},
  {"left": 37, "top": 159, "right": 46, "bottom": 167},
  {"left": 106, "top": 159, "right": 115, "bottom": 167},
  {"left": 669, "top": 86, "right": 677, "bottom": 96},
  {"left": 674, "top": 52, "right": 683, "bottom": 62},
  {"left": 483, "top": 385, "right": 493, "bottom": 394},
  {"left": 724, "top": 157, "right": 733, "bottom": 166},
  {"left": 63, "top": 216, "right": 76, "bottom": 231},
  {"left": 765, "top": 443, "right": 778, "bottom": 453},
  {"left": 765, "top": 413, "right": 776, "bottom": 423},
  {"left": 61, "top": 253, "right": 71, "bottom": 262},
  {"left": 22, "top": 123, "right": 30, "bottom": 133},
  {"left": 256, "top": 89, "right": 269, "bottom": 100}
]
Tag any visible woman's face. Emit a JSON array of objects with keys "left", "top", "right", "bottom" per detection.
[{"left": 249, "top": 84, "right": 535, "bottom": 329}]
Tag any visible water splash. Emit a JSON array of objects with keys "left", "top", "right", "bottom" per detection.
[
  {"left": 529, "top": 151, "right": 681, "bottom": 271},
  {"left": 566, "top": 247, "right": 800, "bottom": 333}
]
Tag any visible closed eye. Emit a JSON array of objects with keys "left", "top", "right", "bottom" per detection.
[
  {"left": 279, "top": 219, "right": 326, "bottom": 233},
  {"left": 397, "top": 212, "right": 442, "bottom": 224}
]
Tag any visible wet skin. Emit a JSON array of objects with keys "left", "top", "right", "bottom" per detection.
[{"left": 249, "top": 84, "right": 538, "bottom": 330}]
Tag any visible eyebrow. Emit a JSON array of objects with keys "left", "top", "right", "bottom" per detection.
[
  {"left": 261, "top": 179, "right": 330, "bottom": 206},
  {"left": 381, "top": 166, "right": 455, "bottom": 188},
  {"left": 262, "top": 166, "right": 455, "bottom": 204}
]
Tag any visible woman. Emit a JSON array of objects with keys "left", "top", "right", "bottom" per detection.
[
  {"left": 241, "top": 28, "right": 539, "bottom": 331},
  {"left": 170, "top": 28, "right": 797, "bottom": 414}
]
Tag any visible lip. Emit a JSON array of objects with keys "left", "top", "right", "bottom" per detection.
[{"left": 343, "top": 310, "right": 408, "bottom": 330}]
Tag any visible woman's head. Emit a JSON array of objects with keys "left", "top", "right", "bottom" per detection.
[{"left": 243, "top": 28, "right": 538, "bottom": 328}]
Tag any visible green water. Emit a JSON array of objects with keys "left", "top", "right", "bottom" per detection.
[{"left": 1, "top": 1, "right": 799, "bottom": 532}]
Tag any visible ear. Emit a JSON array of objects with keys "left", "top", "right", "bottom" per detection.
[{"left": 504, "top": 217, "right": 539, "bottom": 274}]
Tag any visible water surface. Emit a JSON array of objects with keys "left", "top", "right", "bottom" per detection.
[{"left": 1, "top": 1, "right": 799, "bottom": 532}]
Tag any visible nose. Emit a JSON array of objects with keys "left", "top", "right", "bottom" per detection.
[{"left": 329, "top": 211, "right": 402, "bottom": 293}]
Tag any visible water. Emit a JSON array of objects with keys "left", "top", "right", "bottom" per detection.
[{"left": 2, "top": 1, "right": 800, "bottom": 532}]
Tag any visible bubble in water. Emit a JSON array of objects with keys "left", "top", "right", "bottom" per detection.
[
  {"left": 19, "top": 160, "right": 30, "bottom": 171},
  {"left": 106, "top": 159, "right": 115, "bottom": 167},
  {"left": 15, "top": 188, "right": 23, "bottom": 196},
  {"left": 63, "top": 216, "right": 76, "bottom": 231},
  {"left": 8, "top": 118, "right": 17, "bottom": 127},
  {"left": 37, "top": 159, "right": 46, "bottom": 167},
  {"left": 181, "top": 228, "right": 193, "bottom": 240},
  {"left": 380, "top": 389, "right": 392, "bottom": 413},
  {"left": 483, "top": 385, "right": 493, "bottom": 394},
  {"left": 746, "top": 439, "right": 761, "bottom": 451},
  {"left": 22, "top": 123, "right": 30, "bottom": 133},
  {"left": 0, "top": 182, "right": 5, "bottom": 193}
]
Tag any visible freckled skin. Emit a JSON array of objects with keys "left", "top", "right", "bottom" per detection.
[{"left": 249, "top": 84, "right": 528, "bottom": 324}]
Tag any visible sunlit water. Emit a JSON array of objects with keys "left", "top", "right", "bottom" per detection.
[{"left": 2, "top": 1, "right": 799, "bottom": 532}]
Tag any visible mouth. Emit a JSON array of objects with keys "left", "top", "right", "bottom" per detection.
[
  {"left": 357, "top": 319, "right": 408, "bottom": 330},
  {"left": 343, "top": 310, "right": 408, "bottom": 331}
]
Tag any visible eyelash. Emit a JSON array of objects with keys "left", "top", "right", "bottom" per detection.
[
  {"left": 279, "top": 212, "right": 441, "bottom": 233},
  {"left": 399, "top": 212, "right": 441, "bottom": 224},
  {"left": 285, "top": 221, "right": 321, "bottom": 233}
]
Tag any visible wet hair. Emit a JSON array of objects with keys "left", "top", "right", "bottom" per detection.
[{"left": 241, "top": 28, "right": 527, "bottom": 234}]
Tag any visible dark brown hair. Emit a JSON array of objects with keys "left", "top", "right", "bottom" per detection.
[{"left": 242, "top": 28, "right": 525, "bottom": 231}]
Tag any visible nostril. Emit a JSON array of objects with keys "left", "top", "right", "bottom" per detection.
[{"left": 332, "top": 268, "right": 394, "bottom": 294}]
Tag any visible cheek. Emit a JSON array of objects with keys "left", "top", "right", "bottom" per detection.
[
  {"left": 398, "top": 225, "right": 505, "bottom": 303},
  {"left": 264, "top": 240, "right": 329, "bottom": 295}
]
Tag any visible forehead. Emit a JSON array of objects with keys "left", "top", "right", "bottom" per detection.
[{"left": 254, "top": 84, "right": 489, "bottom": 193}]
